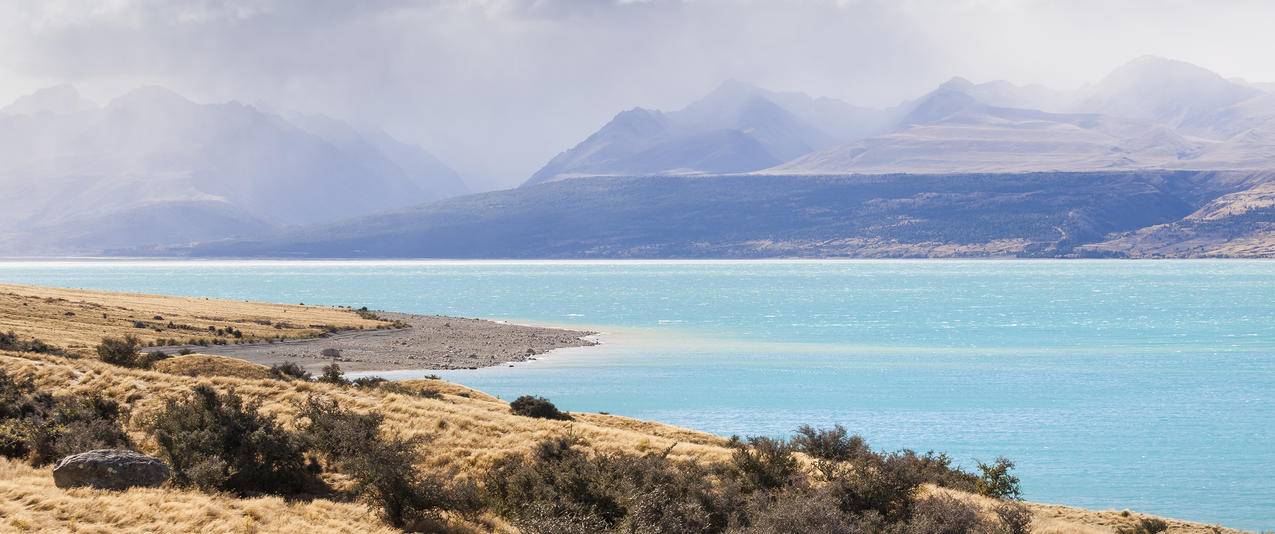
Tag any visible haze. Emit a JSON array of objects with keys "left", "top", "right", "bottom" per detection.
[{"left": 2, "top": 0, "right": 1274, "bottom": 191}]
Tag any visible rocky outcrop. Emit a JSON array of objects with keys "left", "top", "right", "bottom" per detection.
[{"left": 52, "top": 449, "right": 170, "bottom": 490}]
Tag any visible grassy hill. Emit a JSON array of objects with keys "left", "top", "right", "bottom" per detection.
[{"left": 0, "top": 284, "right": 1240, "bottom": 533}]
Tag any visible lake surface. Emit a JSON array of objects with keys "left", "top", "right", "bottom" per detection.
[{"left": 1, "top": 260, "right": 1271, "bottom": 529}]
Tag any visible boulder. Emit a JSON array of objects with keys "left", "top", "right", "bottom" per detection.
[{"left": 52, "top": 449, "right": 170, "bottom": 490}]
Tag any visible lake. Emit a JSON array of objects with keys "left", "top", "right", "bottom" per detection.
[{"left": 0, "top": 259, "right": 1270, "bottom": 529}]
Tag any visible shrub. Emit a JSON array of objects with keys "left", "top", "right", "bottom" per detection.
[
  {"left": 792, "top": 425, "right": 870, "bottom": 479},
  {"left": 295, "top": 396, "right": 448, "bottom": 530},
  {"left": 993, "top": 501, "right": 1032, "bottom": 534},
  {"left": 975, "top": 457, "right": 1021, "bottom": 500},
  {"left": 509, "top": 395, "right": 570, "bottom": 420},
  {"left": 894, "top": 449, "right": 980, "bottom": 492},
  {"left": 484, "top": 436, "right": 728, "bottom": 533},
  {"left": 351, "top": 376, "right": 388, "bottom": 388},
  {"left": 729, "top": 484, "right": 861, "bottom": 534},
  {"left": 320, "top": 348, "right": 342, "bottom": 359},
  {"left": 0, "top": 370, "right": 130, "bottom": 465},
  {"left": 96, "top": 335, "right": 169, "bottom": 368},
  {"left": 828, "top": 452, "right": 924, "bottom": 521},
  {"left": 318, "top": 363, "right": 350, "bottom": 385},
  {"left": 269, "top": 361, "right": 312, "bottom": 381},
  {"left": 731, "top": 436, "right": 801, "bottom": 492},
  {"left": 1117, "top": 518, "right": 1169, "bottom": 534},
  {"left": 144, "top": 385, "right": 308, "bottom": 494},
  {"left": 0, "top": 331, "right": 62, "bottom": 354},
  {"left": 903, "top": 494, "right": 991, "bottom": 534}
]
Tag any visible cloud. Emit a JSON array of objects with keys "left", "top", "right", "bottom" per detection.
[{"left": 2, "top": 0, "right": 1274, "bottom": 190}]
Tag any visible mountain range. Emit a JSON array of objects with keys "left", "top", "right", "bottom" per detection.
[
  {"left": 0, "top": 85, "right": 466, "bottom": 254},
  {"left": 530, "top": 56, "right": 1275, "bottom": 181},
  {"left": 3, "top": 56, "right": 1273, "bottom": 258}
]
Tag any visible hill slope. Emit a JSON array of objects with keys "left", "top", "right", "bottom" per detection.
[{"left": 178, "top": 171, "right": 1273, "bottom": 259}]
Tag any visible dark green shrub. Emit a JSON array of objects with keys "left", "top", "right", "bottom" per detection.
[
  {"left": 828, "top": 452, "right": 923, "bottom": 521},
  {"left": 351, "top": 376, "right": 388, "bottom": 388},
  {"left": 144, "top": 385, "right": 308, "bottom": 494},
  {"left": 484, "top": 436, "right": 728, "bottom": 533},
  {"left": 730, "top": 436, "right": 800, "bottom": 492},
  {"left": 294, "top": 395, "right": 448, "bottom": 531},
  {"left": 269, "top": 361, "right": 311, "bottom": 381},
  {"left": 729, "top": 484, "right": 861, "bottom": 534},
  {"left": 0, "top": 331, "right": 62, "bottom": 354},
  {"left": 975, "top": 457, "right": 1021, "bottom": 500},
  {"left": 894, "top": 449, "right": 980, "bottom": 492},
  {"left": 792, "top": 425, "right": 870, "bottom": 480},
  {"left": 0, "top": 370, "right": 130, "bottom": 465},
  {"left": 509, "top": 395, "right": 570, "bottom": 420},
  {"left": 318, "top": 363, "right": 350, "bottom": 386},
  {"left": 96, "top": 335, "right": 168, "bottom": 368},
  {"left": 902, "top": 494, "right": 992, "bottom": 534}
]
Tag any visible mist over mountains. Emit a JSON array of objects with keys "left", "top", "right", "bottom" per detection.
[
  {"left": 531, "top": 56, "right": 1275, "bottom": 182},
  {"left": 0, "top": 85, "right": 466, "bottom": 254},
  {"left": 3, "top": 56, "right": 1273, "bottom": 258}
]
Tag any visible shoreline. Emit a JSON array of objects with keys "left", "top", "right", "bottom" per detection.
[{"left": 185, "top": 311, "right": 599, "bottom": 373}]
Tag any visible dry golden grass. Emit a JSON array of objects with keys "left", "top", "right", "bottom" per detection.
[
  {"left": 0, "top": 284, "right": 1242, "bottom": 533},
  {"left": 152, "top": 354, "right": 278, "bottom": 380},
  {"left": 0, "top": 457, "right": 398, "bottom": 534},
  {"left": 0, "top": 283, "right": 385, "bottom": 356}
]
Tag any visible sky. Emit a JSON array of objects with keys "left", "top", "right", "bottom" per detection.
[{"left": 2, "top": 0, "right": 1274, "bottom": 191}]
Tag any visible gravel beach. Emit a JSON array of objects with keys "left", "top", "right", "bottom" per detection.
[{"left": 187, "top": 312, "right": 598, "bottom": 372}]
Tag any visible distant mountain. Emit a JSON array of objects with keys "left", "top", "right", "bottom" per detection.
[
  {"left": 524, "top": 80, "right": 889, "bottom": 185},
  {"left": 766, "top": 85, "right": 1204, "bottom": 175},
  {"left": 0, "top": 85, "right": 96, "bottom": 116},
  {"left": 0, "top": 85, "right": 466, "bottom": 255},
  {"left": 1077, "top": 56, "right": 1261, "bottom": 129},
  {"left": 177, "top": 171, "right": 1273, "bottom": 259},
  {"left": 765, "top": 57, "right": 1275, "bottom": 175}
]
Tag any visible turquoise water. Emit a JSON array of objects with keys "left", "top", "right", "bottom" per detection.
[{"left": 0, "top": 260, "right": 1271, "bottom": 529}]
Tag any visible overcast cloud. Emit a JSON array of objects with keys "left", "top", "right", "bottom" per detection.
[{"left": 2, "top": 0, "right": 1273, "bottom": 190}]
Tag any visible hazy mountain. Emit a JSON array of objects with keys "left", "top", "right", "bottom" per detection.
[
  {"left": 765, "top": 57, "right": 1275, "bottom": 175},
  {"left": 1077, "top": 56, "right": 1261, "bottom": 129},
  {"left": 765, "top": 85, "right": 1204, "bottom": 175},
  {"left": 524, "top": 80, "right": 888, "bottom": 185},
  {"left": 0, "top": 84, "right": 96, "bottom": 116},
  {"left": 0, "top": 85, "right": 466, "bottom": 254}
]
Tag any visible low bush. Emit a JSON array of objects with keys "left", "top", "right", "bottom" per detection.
[
  {"left": 975, "top": 457, "right": 1021, "bottom": 500},
  {"left": 269, "top": 361, "right": 311, "bottom": 381},
  {"left": 903, "top": 494, "right": 992, "bottom": 534},
  {"left": 1117, "top": 518, "right": 1169, "bottom": 534},
  {"left": 295, "top": 396, "right": 450, "bottom": 531},
  {"left": 144, "top": 385, "right": 309, "bottom": 494},
  {"left": 731, "top": 436, "right": 801, "bottom": 492},
  {"left": 792, "top": 424, "right": 869, "bottom": 479},
  {"left": 828, "top": 451, "right": 924, "bottom": 521},
  {"left": 993, "top": 501, "right": 1033, "bottom": 534},
  {"left": 484, "top": 436, "right": 731, "bottom": 533},
  {"left": 0, "top": 331, "right": 62, "bottom": 354},
  {"left": 96, "top": 335, "right": 169, "bottom": 368},
  {"left": 318, "top": 363, "right": 350, "bottom": 385},
  {"left": 509, "top": 395, "right": 570, "bottom": 420},
  {"left": 0, "top": 370, "right": 130, "bottom": 465}
]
